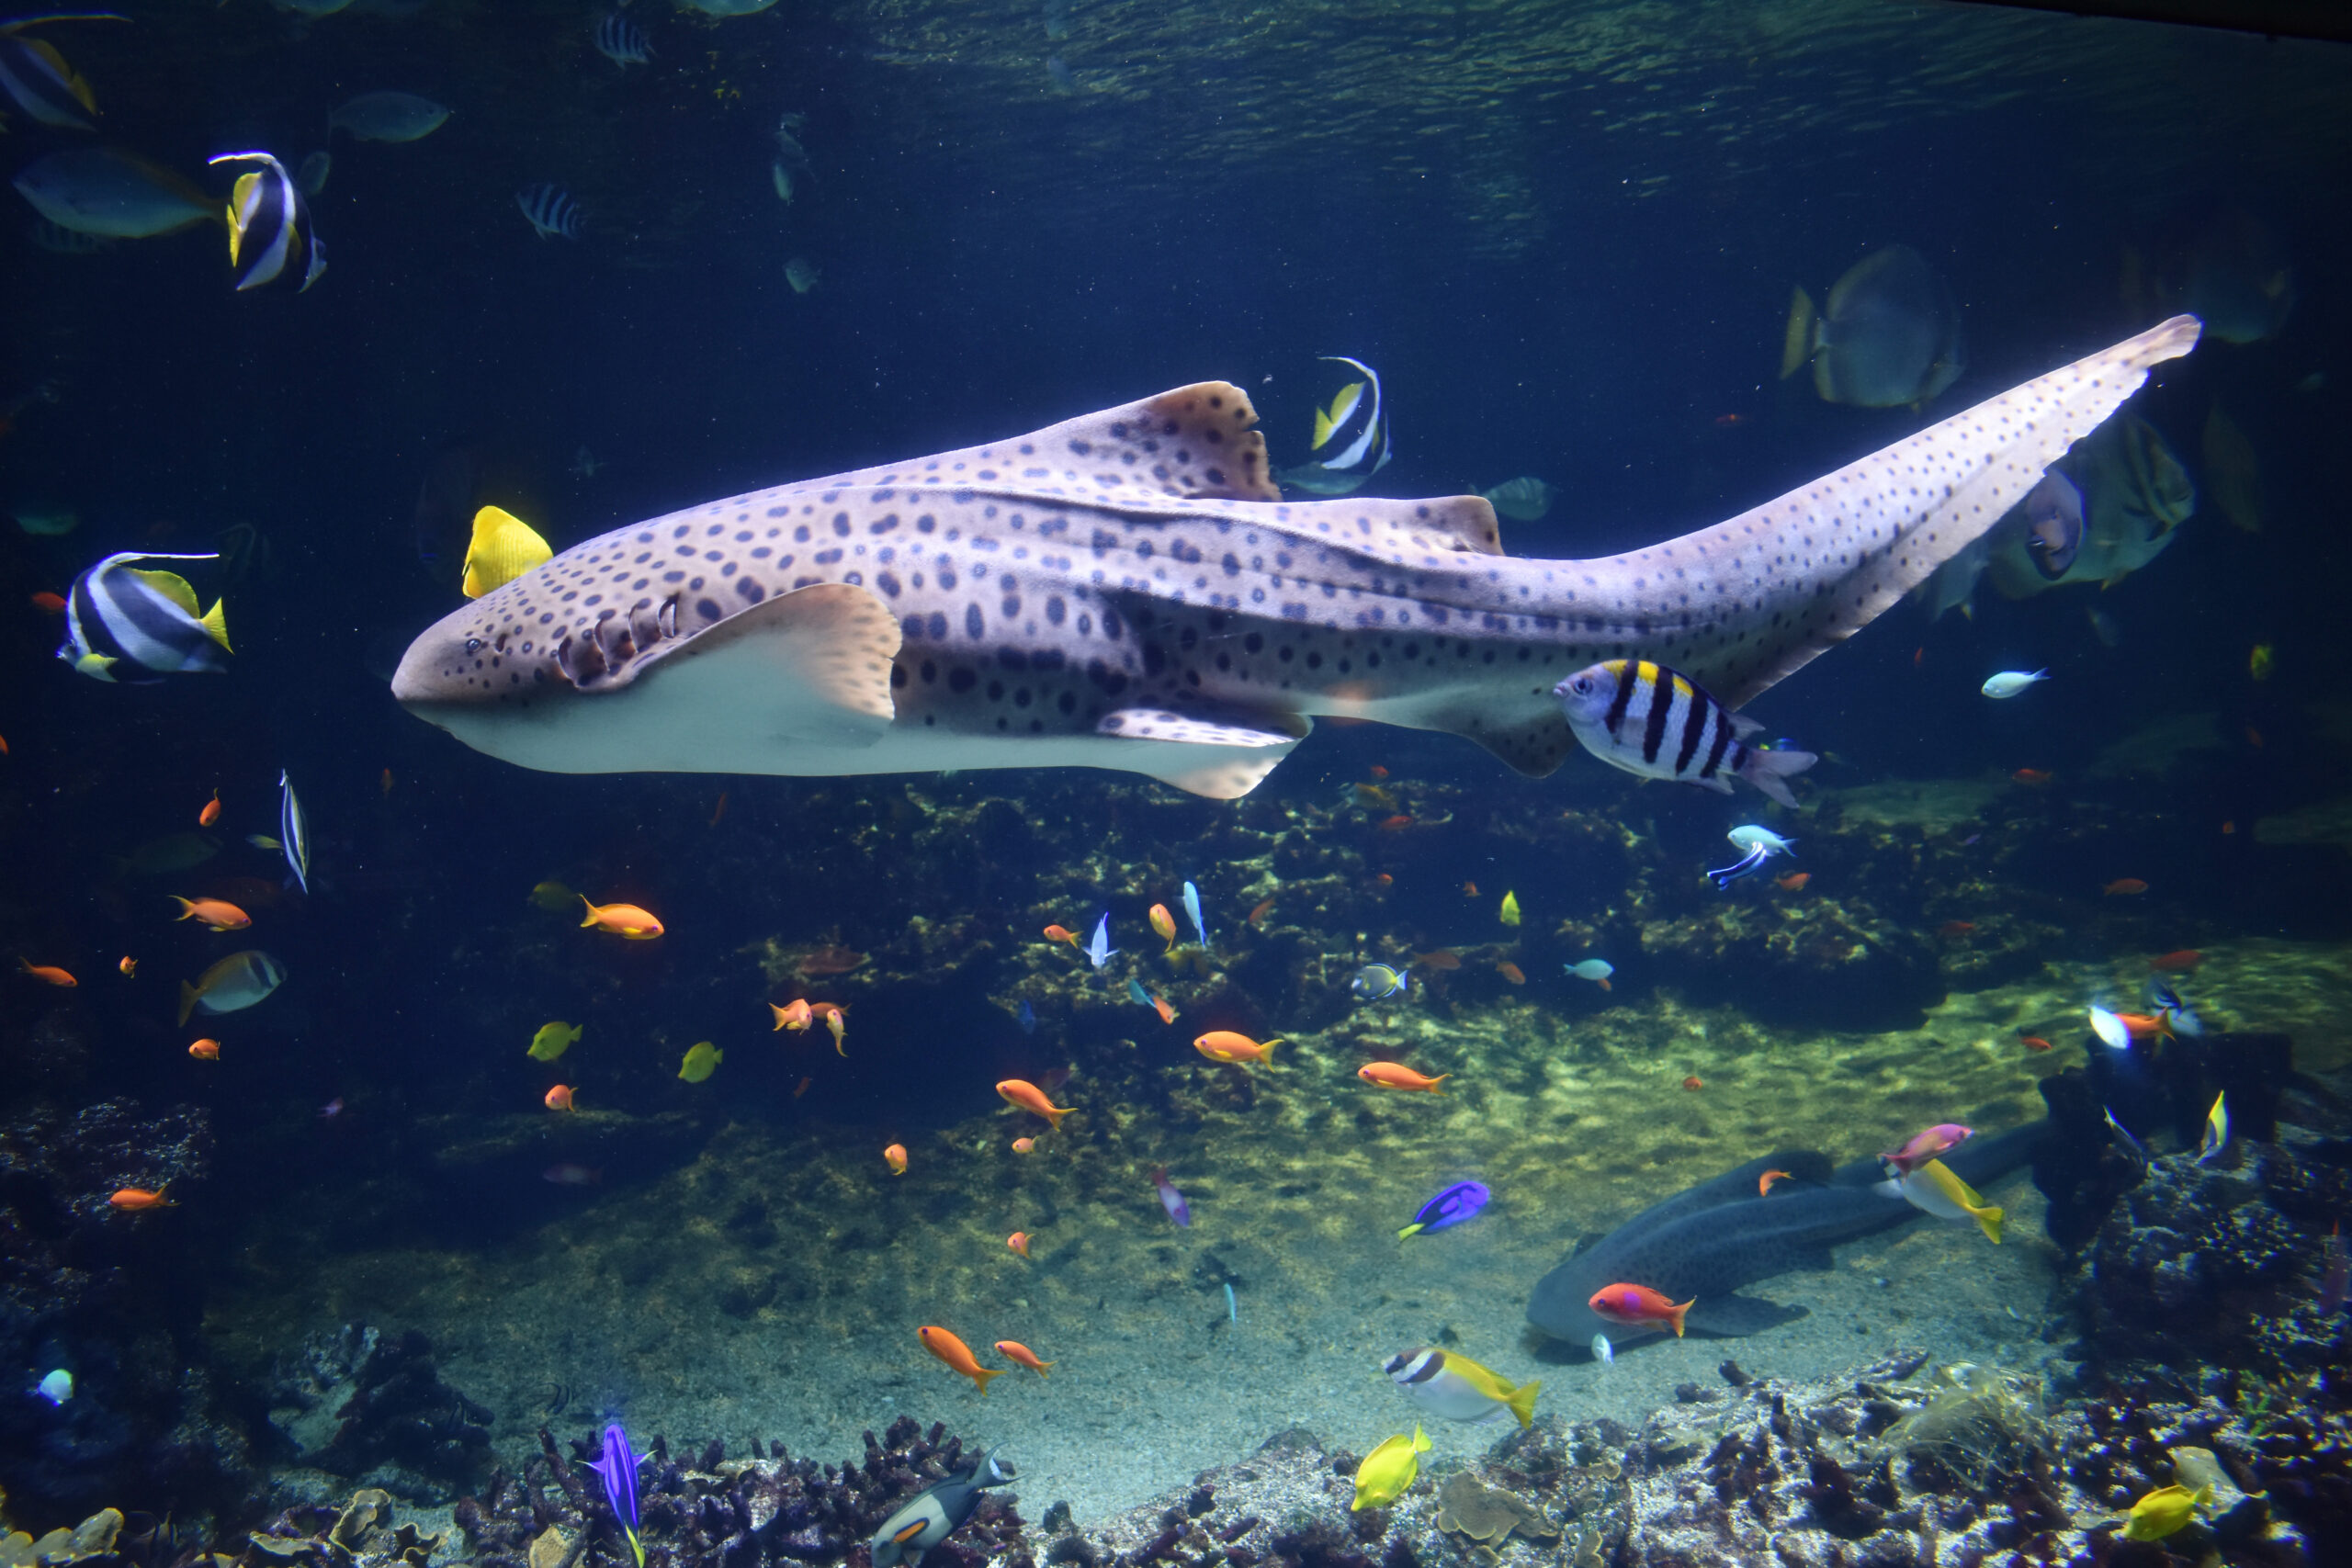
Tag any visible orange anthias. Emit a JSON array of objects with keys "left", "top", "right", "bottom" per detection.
[
  {"left": 815, "top": 1004, "right": 847, "bottom": 1055},
  {"left": 1758, "top": 1169, "right": 1792, "bottom": 1196},
  {"left": 998, "top": 1078, "right": 1074, "bottom": 1125},
  {"left": 171, "top": 896, "right": 252, "bottom": 931},
  {"left": 883, "top": 1143, "right": 909, "bottom": 1175},
  {"left": 1194, "top": 1031, "right": 1280, "bottom": 1066},
  {"left": 771, "top": 998, "right": 813, "bottom": 1032},
  {"left": 1149, "top": 903, "right": 1178, "bottom": 951},
  {"left": 187, "top": 1039, "right": 220, "bottom": 1061},
  {"left": 2150, "top": 950, "right": 2204, "bottom": 972},
  {"left": 1011, "top": 1137, "right": 1036, "bottom": 1154},
  {"left": 1150, "top": 993, "right": 1179, "bottom": 1025},
  {"left": 2114, "top": 1010, "right": 2173, "bottom": 1043},
  {"left": 1358, "top": 1061, "right": 1448, "bottom": 1094},
  {"left": 1006, "top": 1231, "right": 1032, "bottom": 1258},
  {"left": 2103, "top": 878, "right": 2150, "bottom": 897},
  {"left": 1589, "top": 1282, "right": 1693, "bottom": 1337},
  {"left": 109, "top": 1186, "right": 175, "bottom": 1211},
  {"left": 1042, "top": 924, "right": 1080, "bottom": 948},
  {"left": 579, "top": 897, "right": 664, "bottom": 938},
  {"left": 544, "top": 1085, "right": 575, "bottom": 1112},
  {"left": 918, "top": 1326, "right": 1003, "bottom": 1393},
  {"left": 198, "top": 789, "right": 221, "bottom": 827},
  {"left": 1776, "top": 872, "right": 1811, "bottom": 892},
  {"left": 119, "top": 956, "right": 137, "bottom": 976},
  {"left": 17, "top": 959, "right": 75, "bottom": 987},
  {"left": 996, "top": 1340, "right": 1054, "bottom": 1378}
]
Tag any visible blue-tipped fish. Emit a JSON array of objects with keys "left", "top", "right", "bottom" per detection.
[
  {"left": 59, "top": 551, "right": 230, "bottom": 682},
  {"left": 1015, "top": 999, "right": 1036, "bottom": 1034},
  {"left": 587, "top": 1421, "right": 643, "bottom": 1568},
  {"left": 2151, "top": 980, "right": 2205, "bottom": 1037},
  {"left": 1279, "top": 355, "right": 1392, "bottom": 496},
  {"left": 594, "top": 12, "right": 651, "bottom": 67},
  {"left": 278, "top": 770, "right": 311, "bottom": 895},
  {"left": 0, "top": 13, "right": 123, "bottom": 131},
  {"left": 1398, "top": 1180, "right": 1490, "bottom": 1240},
  {"left": 1085, "top": 913, "right": 1114, "bottom": 970},
  {"left": 210, "top": 151, "right": 325, "bottom": 291},
  {"left": 517, "top": 182, "right": 583, "bottom": 240},
  {"left": 1125, "top": 977, "right": 1154, "bottom": 1009},
  {"left": 1182, "top": 880, "right": 1206, "bottom": 946}
]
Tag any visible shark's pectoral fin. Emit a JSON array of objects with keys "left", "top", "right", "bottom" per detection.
[
  {"left": 640, "top": 581, "right": 902, "bottom": 749},
  {"left": 1681, "top": 1294, "right": 1811, "bottom": 1337},
  {"left": 1096, "top": 706, "right": 1311, "bottom": 800},
  {"left": 1428, "top": 703, "right": 1578, "bottom": 779}
]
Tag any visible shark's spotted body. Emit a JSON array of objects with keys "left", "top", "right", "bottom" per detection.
[{"left": 393, "top": 317, "right": 2200, "bottom": 797}]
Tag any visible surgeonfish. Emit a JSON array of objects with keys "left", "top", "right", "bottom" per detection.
[
  {"left": 460, "top": 506, "right": 554, "bottom": 598},
  {"left": 916, "top": 1326, "right": 1003, "bottom": 1394},
  {"left": 1980, "top": 669, "right": 2049, "bottom": 699},
  {"left": 0, "top": 13, "right": 124, "bottom": 131},
  {"left": 1880, "top": 1157, "right": 2002, "bottom": 1244},
  {"left": 1351, "top": 1425, "right": 1430, "bottom": 1511},
  {"left": 2197, "top": 1092, "right": 2229, "bottom": 1166},
  {"left": 517, "top": 183, "right": 583, "bottom": 240},
  {"left": 12, "top": 147, "right": 215, "bottom": 238},
  {"left": 869, "top": 1447, "right": 1015, "bottom": 1568},
  {"left": 1476, "top": 477, "right": 1555, "bottom": 522},
  {"left": 1351, "top": 963, "right": 1409, "bottom": 1000},
  {"left": 1498, "top": 890, "right": 1521, "bottom": 926},
  {"left": 1398, "top": 1180, "right": 1491, "bottom": 1240},
  {"left": 2121, "top": 1483, "right": 2212, "bottom": 1542},
  {"left": 528, "top": 1021, "right": 582, "bottom": 1061},
  {"left": 327, "top": 90, "right": 451, "bottom": 142},
  {"left": 1781, "top": 245, "right": 1965, "bottom": 409},
  {"left": 278, "top": 771, "right": 311, "bottom": 894},
  {"left": 594, "top": 12, "right": 652, "bottom": 66},
  {"left": 210, "top": 151, "right": 325, "bottom": 291},
  {"left": 1382, "top": 1347, "right": 1539, "bottom": 1427},
  {"left": 1084, "top": 913, "right": 1115, "bottom": 969},
  {"left": 677, "top": 1041, "right": 722, "bottom": 1081},
  {"left": 785, "top": 256, "right": 820, "bottom": 294},
  {"left": 1280, "top": 355, "right": 1391, "bottom": 496},
  {"left": 58, "top": 552, "right": 230, "bottom": 682},
  {"left": 1182, "top": 880, "right": 1206, "bottom": 945},
  {"left": 1555, "top": 660, "right": 1816, "bottom": 807},
  {"left": 586, "top": 1423, "right": 644, "bottom": 1568},
  {"left": 176, "top": 949, "right": 286, "bottom": 1025}
]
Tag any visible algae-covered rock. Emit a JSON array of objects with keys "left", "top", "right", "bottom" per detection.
[
  {"left": 1639, "top": 899, "right": 1940, "bottom": 1031},
  {"left": 1434, "top": 1473, "right": 1558, "bottom": 1544}
]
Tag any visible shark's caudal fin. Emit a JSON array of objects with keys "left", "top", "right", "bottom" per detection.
[{"left": 1591, "top": 314, "right": 2202, "bottom": 711}]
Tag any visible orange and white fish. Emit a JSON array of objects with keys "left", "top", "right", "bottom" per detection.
[
  {"left": 1589, "top": 1282, "right": 1692, "bottom": 1337},
  {"left": 1194, "top": 1030, "right": 1280, "bottom": 1066},
  {"left": 119, "top": 956, "right": 137, "bottom": 976},
  {"left": 187, "top": 1038, "right": 220, "bottom": 1060},
  {"left": 109, "top": 1186, "right": 175, "bottom": 1211},
  {"left": 997, "top": 1078, "right": 1074, "bottom": 1125},
  {"left": 544, "top": 1084, "right": 575, "bottom": 1111},
  {"left": 1358, "top": 1061, "right": 1448, "bottom": 1094},
  {"left": 770, "top": 998, "right": 813, "bottom": 1032},
  {"left": 996, "top": 1340, "right": 1054, "bottom": 1377},
  {"left": 198, "top": 788, "right": 221, "bottom": 827},
  {"left": 883, "top": 1143, "right": 908, "bottom": 1175},
  {"left": 17, "top": 959, "right": 75, "bottom": 987},
  {"left": 170, "top": 896, "right": 252, "bottom": 931},
  {"left": 1006, "top": 1231, "right": 1032, "bottom": 1258},
  {"left": 579, "top": 897, "right": 663, "bottom": 938},
  {"left": 917, "top": 1326, "right": 1003, "bottom": 1393}
]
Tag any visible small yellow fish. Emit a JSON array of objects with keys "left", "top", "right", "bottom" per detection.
[
  {"left": 528, "top": 1021, "right": 582, "bottom": 1061},
  {"left": 2121, "top": 1482, "right": 2211, "bottom": 1541},
  {"left": 460, "top": 505, "right": 553, "bottom": 599},
  {"left": 2249, "top": 642, "right": 2274, "bottom": 682},
  {"left": 1499, "top": 890, "right": 1521, "bottom": 926},
  {"left": 528, "top": 879, "right": 574, "bottom": 911},
  {"left": 1351, "top": 1425, "right": 1430, "bottom": 1511},
  {"left": 677, "top": 1041, "right": 722, "bottom": 1082}
]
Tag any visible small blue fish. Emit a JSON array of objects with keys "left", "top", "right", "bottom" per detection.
[
  {"left": 1727, "top": 825, "right": 1797, "bottom": 857},
  {"left": 518, "top": 182, "right": 583, "bottom": 240},
  {"left": 1589, "top": 1334, "right": 1613, "bottom": 1366},
  {"left": 587, "top": 1422, "right": 643, "bottom": 1567},
  {"left": 1086, "top": 913, "right": 1115, "bottom": 970},
  {"left": 1182, "top": 880, "right": 1206, "bottom": 945},
  {"left": 1398, "top": 1180, "right": 1490, "bottom": 1240},
  {"left": 2150, "top": 981, "right": 2205, "bottom": 1036},
  {"left": 1351, "top": 963, "right": 1409, "bottom": 1000},
  {"left": 1565, "top": 958, "right": 1613, "bottom": 987},
  {"left": 1016, "top": 999, "right": 1036, "bottom": 1034},
  {"left": 1126, "top": 978, "right": 1154, "bottom": 1009}
]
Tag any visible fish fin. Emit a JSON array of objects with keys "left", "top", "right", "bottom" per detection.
[
  {"left": 620, "top": 581, "right": 901, "bottom": 747},
  {"left": 1506, "top": 1379, "right": 1540, "bottom": 1427},
  {"left": 176, "top": 981, "right": 198, "bottom": 1028},
  {"left": 1421, "top": 705, "right": 1578, "bottom": 781},
  {"left": 1737, "top": 747, "right": 1815, "bottom": 808},
  {"left": 1679, "top": 1294, "right": 1809, "bottom": 1337},
  {"left": 578, "top": 896, "right": 598, "bottom": 928},
  {"left": 1626, "top": 315, "right": 2201, "bottom": 712},
  {"left": 1094, "top": 706, "right": 1310, "bottom": 800},
  {"left": 1780, "top": 287, "right": 1815, "bottom": 379},
  {"left": 972, "top": 1366, "right": 1004, "bottom": 1394},
  {"left": 1396, "top": 1224, "right": 1424, "bottom": 1241},
  {"left": 1976, "top": 1204, "right": 2004, "bottom": 1245},
  {"left": 124, "top": 569, "right": 200, "bottom": 617},
  {"left": 199, "top": 598, "right": 231, "bottom": 651},
  {"left": 1262, "top": 492, "right": 1504, "bottom": 557}
]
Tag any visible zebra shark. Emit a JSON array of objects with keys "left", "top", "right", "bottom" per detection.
[{"left": 392, "top": 316, "right": 2199, "bottom": 798}]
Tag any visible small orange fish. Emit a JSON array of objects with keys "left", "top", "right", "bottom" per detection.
[
  {"left": 1411, "top": 950, "right": 1461, "bottom": 971},
  {"left": 1195, "top": 1030, "right": 1280, "bottom": 1065},
  {"left": 2114, "top": 1010, "right": 2173, "bottom": 1043},
  {"left": 1589, "top": 1282, "right": 1693, "bottom": 1337},
  {"left": 1006, "top": 1232, "right": 1032, "bottom": 1258},
  {"left": 996, "top": 1340, "right": 1054, "bottom": 1377},
  {"left": 816, "top": 1003, "right": 847, "bottom": 1055},
  {"left": 544, "top": 1084, "right": 575, "bottom": 1111},
  {"left": 170, "top": 896, "right": 251, "bottom": 931},
  {"left": 0, "top": 731, "right": 7, "bottom": 753},
  {"left": 708, "top": 789, "right": 728, "bottom": 826},
  {"left": 1758, "top": 1169, "right": 1792, "bottom": 1196},
  {"left": 381, "top": 768, "right": 395, "bottom": 797},
  {"left": 917, "top": 1326, "right": 1002, "bottom": 1393},
  {"left": 1368, "top": 765, "right": 1389, "bottom": 778},
  {"left": 771, "top": 998, "right": 813, "bottom": 1032},
  {"left": 187, "top": 1038, "right": 220, "bottom": 1060},
  {"left": 579, "top": 897, "right": 664, "bottom": 938},
  {"left": 1376, "top": 814, "right": 1414, "bottom": 832},
  {"left": 1715, "top": 412, "right": 1747, "bottom": 427},
  {"left": 2150, "top": 950, "right": 2204, "bottom": 972},
  {"left": 1043, "top": 924, "right": 1080, "bottom": 947},
  {"left": 1246, "top": 897, "right": 1276, "bottom": 927},
  {"left": 1937, "top": 921, "right": 1976, "bottom": 938},
  {"left": 1149, "top": 903, "right": 1178, "bottom": 950},
  {"left": 1496, "top": 961, "right": 1526, "bottom": 984},
  {"left": 1683, "top": 1076, "right": 1704, "bottom": 1090},
  {"left": 1150, "top": 993, "right": 1178, "bottom": 1024},
  {"left": 109, "top": 1186, "right": 175, "bottom": 1211},
  {"left": 1775, "top": 872, "right": 1810, "bottom": 891},
  {"left": 883, "top": 1143, "right": 909, "bottom": 1175},
  {"left": 2012, "top": 768, "right": 2053, "bottom": 786},
  {"left": 1011, "top": 1136, "right": 1036, "bottom": 1154},
  {"left": 17, "top": 959, "right": 75, "bottom": 987},
  {"left": 2222, "top": 820, "right": 2236, "bottom": 836},
  {"left": 2246, "top": 726, "right": 2264, "bottom": 748},
  {"left": 1371, "top": 872, "right": 1393, "bottom": 887},
  {"left": 1462, "top": 881, "right": 1478, "bottom": 897},
  {"left": 1913, "top": 645, "right": 1925, "bottom": 667},
  {"left": 118, "top": 956, "right": 137, "bottom": 976},
  {"left": 30, "top": 591, "right": 66, "bottom": 614},
  {"left": 793, "top": 1076, "right": 812, "bottom": 1100},
  {"left": 1358, "top": 1061, "right": 1448, "bottom": 1094},
  {"left": 198, "top": 788, "right": 221, "bottom": 827},
  {"left": 998, "top": 1078, "right": 1074, "bottom": 1125},
  {"left": 2018, "top": 1034, "right": 2053, "bottom": 1053},
  {"left": 2103, "top": 878, "right": 2149, "bottom": 897}
]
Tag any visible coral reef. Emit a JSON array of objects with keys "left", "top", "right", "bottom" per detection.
[
  {"left": 266, "top": 1325, "right": 493, "bottom": 1499},
  {"left": 236, "top": 1488, "right": 444, "bottom": 1568}
]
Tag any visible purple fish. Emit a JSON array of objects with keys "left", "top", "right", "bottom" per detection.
[
  {"left": 1150, "top": 1166, "right": 1191, "bottom": 1228},
  {"left": 588, "top": 1422, "right": 643, "bottom": 1566}
]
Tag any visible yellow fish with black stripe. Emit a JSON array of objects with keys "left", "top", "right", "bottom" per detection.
[
  {"left": 1554, "top": 659, "right": 1815, "bottom": 807},
  {"left": 462, "top": 506, "right": 554, "bottom": 599}
]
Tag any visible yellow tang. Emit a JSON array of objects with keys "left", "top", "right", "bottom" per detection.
[
  {"left": 461, "top": 505, "right": 553, "bottom": 599},
  {"left": 2122, "top": 1483, "right": 2211, "bottom": 1541},
  {"left": 678, "top": 1041, "right": 722, "bottom": 1083},
  {"left": 1351, "top": 1424, "right": 1430, "bottom": 1511},
  {"left": 528, "top": 879, "right": 575, "bottom": 911},
  {"left": 528, "top": 1021, "right": 582, "bottom": 1062},
  {"left": 1499, "top": 890, "right": 1521, "bottom": 926}
]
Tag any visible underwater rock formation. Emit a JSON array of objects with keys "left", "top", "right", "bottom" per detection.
[
  {"left": 237, "top": 1487, "right": 444, "bottom": 1568},
  {"left": 267, "top": 1325, "right": 493, "bottom": 1499}
]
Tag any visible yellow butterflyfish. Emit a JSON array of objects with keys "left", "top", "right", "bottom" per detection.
[{"left": 460, "top": 505, "right": 553, "bottom": 599}]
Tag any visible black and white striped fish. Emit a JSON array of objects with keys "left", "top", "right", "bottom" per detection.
[
  {"left": 594, "top": 12, "right": 651, "bottom": 67},
  {"left": 1279, "top": 354, "right": 1392, "bottom": 496},
  {"left": 517, "top": 182, "right": 583, "bottom": 240},
  {"left": 209, "top": 150, "right": 325, "bottom": 292},
  {"left": 1554, "top": 659, "right": 1815, "bottom": 807},
  {"left": 58, "top": 551, "right": 232, "bottom": 683}
]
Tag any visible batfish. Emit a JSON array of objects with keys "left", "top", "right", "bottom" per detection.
[{"left": 392, "top": 318, "right": 2200, "bottom": 795}]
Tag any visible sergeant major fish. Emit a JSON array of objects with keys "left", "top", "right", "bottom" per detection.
[{"left": 391, "top": 320, "right": 2202, "bottom": 799}]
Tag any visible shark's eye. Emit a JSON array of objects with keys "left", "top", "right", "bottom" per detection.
[{"left": 465, "top": 637, "right": 484, "bottom": 653}]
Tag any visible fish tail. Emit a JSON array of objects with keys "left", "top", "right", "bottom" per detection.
[
  {"left": 170, "top": 897, "right": 196, "bottom": 919},
  {"left": 1506, "top": 1379, "right": 1540, "bottom": 1428},
  {"left": 579, "top": 896, "right": 598, "bottom": 927},
  {"left": 176, "top": 981, "right": 198, "bottom": 1027},
  {"left": 199, "top": 597, "right": 231, "bottom": 651},
  {"left": 1261, "top": 1037, "right": 1283, "bottom": 1055},
  {"left": 1738, "top": 745, "right": 1817, "bottom": 808},
  {"left": 1429, "top": 1074, "right": 1449, "bottom": 1094},
  {"left": 1975, "top": 1204, "right": 2005, "bottom": 1245},
  {"left": 972, "top": 1365, "right": 1004, "bottom": 1395},
  {"left": 1780, "top": 286, "right": 1817, "bottom": 379},
  {"left": 1668, "top": 1298, "right": 1694, "bottom": 1337},
  {"left": 1396, "top": 1224, "right": 1424, "bottom": 1242},
  {"left": 1034, "top": 1361, "right": 1053, "bottom": 1379}
]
